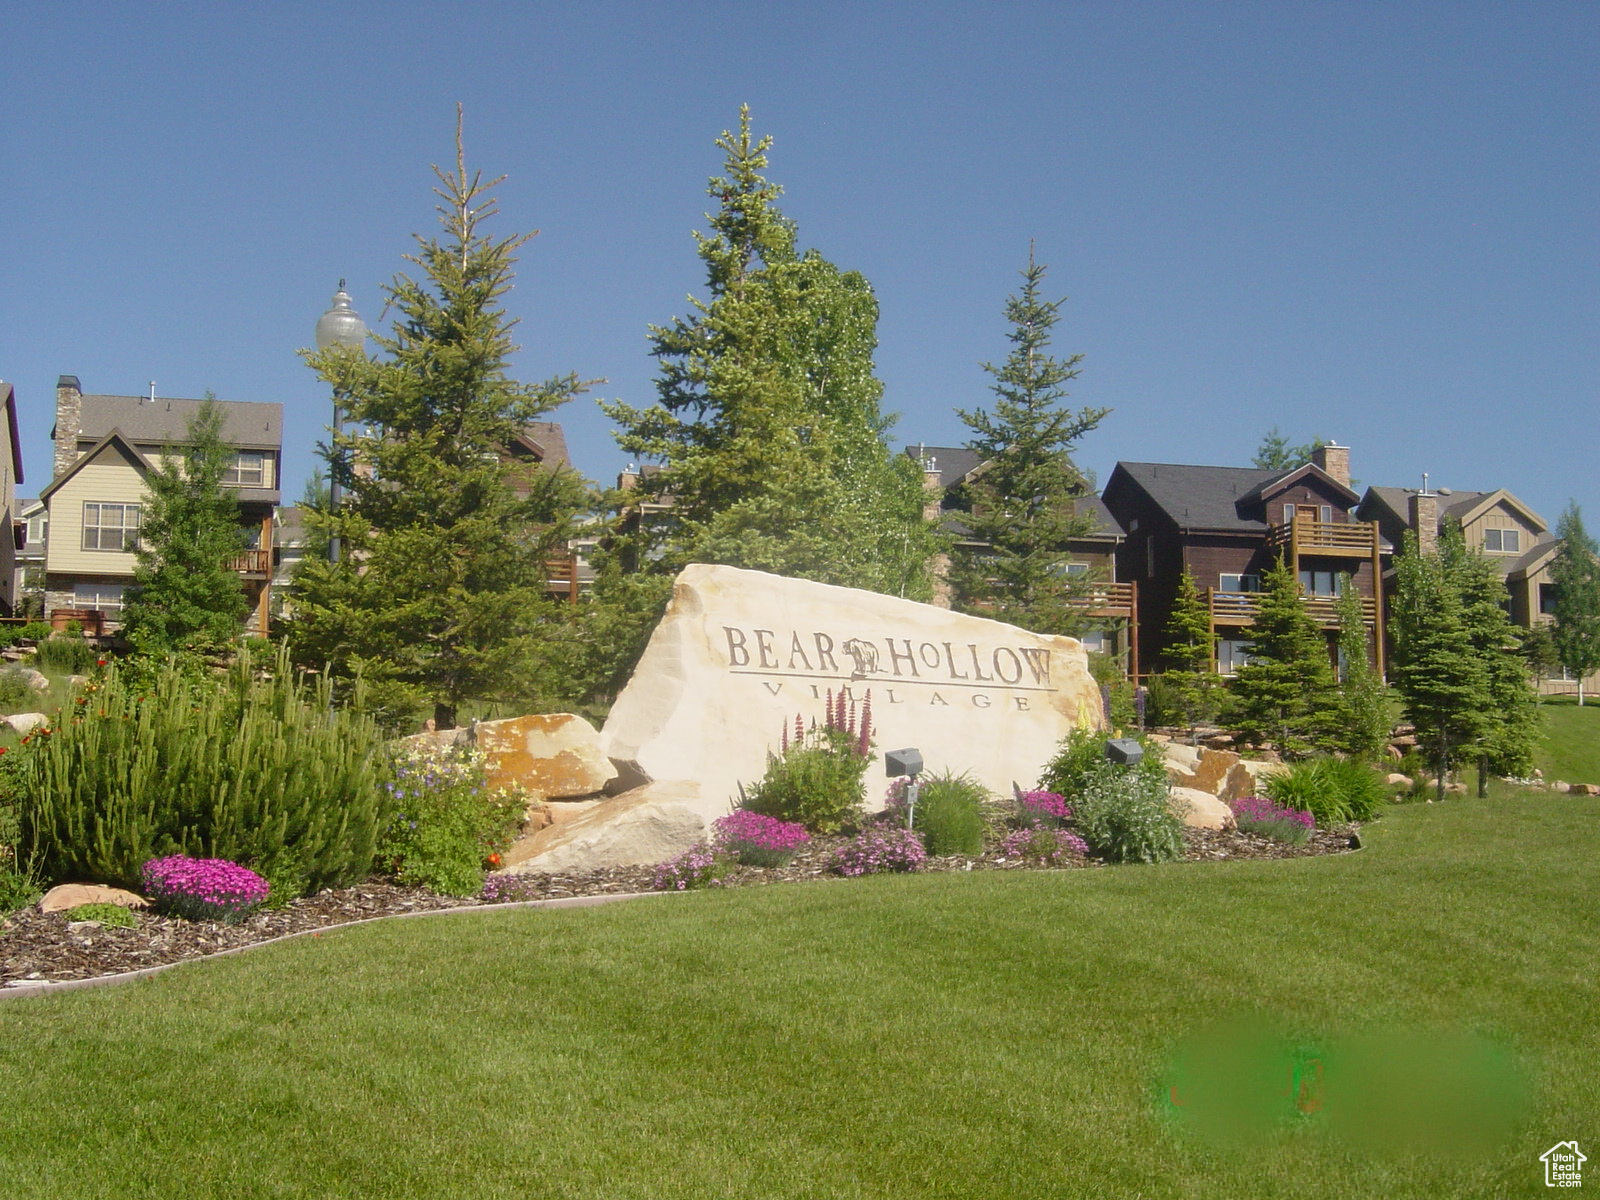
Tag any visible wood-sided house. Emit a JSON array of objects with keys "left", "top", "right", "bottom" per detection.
[
  {"left": 1101, "top": 445, "right": 1387, "bottom": 679},
  {"left": 905, "top": 444, "right": 1136, "bottom": 668},
  {"left": 40, "top": 376, "right": 282, "bottom": 634}
]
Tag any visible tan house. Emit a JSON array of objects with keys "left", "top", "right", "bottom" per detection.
[
  {"left": 41, "top": 376, "right": 283, "bottom": 633},
  {"left": 0, "top": 383, "right": 23, "bottom": 616}
]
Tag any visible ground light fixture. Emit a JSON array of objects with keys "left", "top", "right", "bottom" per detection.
[{"left": 885, "top": 747, "right": 924, "bottom": 830}]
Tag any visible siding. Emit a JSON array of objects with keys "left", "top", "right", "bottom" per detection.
[{"left": 47, "top": 457, "right": 149, "bottom": 577}]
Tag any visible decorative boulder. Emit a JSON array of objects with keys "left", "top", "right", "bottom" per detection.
[
  {"left": 5, "top": 713, "right": 48, "bottom": 736},
  {"left": 600, "top": 564, "right": 1103, "bottom": 806},
  {"left": 474, "top": 714, "right": 616, "bottom": 799},
  {"left": 505, "top": 781, "right": 717, "bottom": 873},
  {"left": 1170, "top": 786, "right": 1236, "bottom": 831},
  {"left": 40, "top": 884, "right": 149, "bottom": 913}
]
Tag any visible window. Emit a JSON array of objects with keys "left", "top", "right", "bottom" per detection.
[
  {"left": 82, "top": 502, "right": 141, "bottom": 551},
  {"left": 1065, "top": 561, "right": 1090, "bottom": 578},
  {"left": 1219, "top": 573, "right": 1260, "bottom": 593},
  {"left": 1298, "top": 570, "right": 1344, "bottom": 597},
  {"left": 1217, "top": 639, "right": 1253, "bottom": 676},
  {"left": 1078, "top": 630, "right": 1107, "bottom": 654},
  {"left": 73, "top": 582, "right": 126, "bottom": 613},
  {"left": 222, "top": 452, "right": 265, "bottom": 487},
  {"left": 1541, "top": 583, "right": 1559, "bottom": 615},
  {"left": 1283, "top": 504, "right": 1334, "bottom": 524},
  {"left": 1146, "top": 537, "right": 1156, "bottom": 578},
  {"left": 1484, "top": 528, "right": 1521, "bottom": 553}
]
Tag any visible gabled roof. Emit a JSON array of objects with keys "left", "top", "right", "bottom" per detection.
[
  {"left": 1106, "top": 461, "right": 1359, "bottom": 533},
  {"left": 902, "top": 444, "right": 985, "bottom": 486},
  {"left": 68, "top": 393, "right": 282, "bottom": 450},
  {"left": 509, "top": 421, "right": 572, "bottom": 468},
  {"left": 1362, "top": 484, "right": 1547, "bottom": 533},
  {"left": 1505, "top": 538, "right": 1560, "bottom": 580},
  {"left": 38, "top": 430, "right": 154, "bottom": 503}
]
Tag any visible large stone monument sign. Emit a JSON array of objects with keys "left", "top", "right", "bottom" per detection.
[{"left": 600, "top": 564, "right": 1103, "bottom": 806}]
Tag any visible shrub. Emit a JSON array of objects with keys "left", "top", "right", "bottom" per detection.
[
  {"left": 18, "top": 645, "right": 389, "bottom": 898},
  {"left": 142, "top": 855, "right": 269, "bottom": 924},
  {"left": 17, "top": 622, "right": 52, "bottom": 642},
  {"left": 829, "top": 826, "right": 927, "bottom": 877},
  {"left": 34, "top": 634, "right": 98, "bottom": 675},
  {"left": 712, "top": 810, "right": 809, "bottom": 867},
  {"left": 64, "top": 901, "right": 140, "bottom": 929},
  {"left": 376, "top": 743, "right": 528, "bottom": 897},
  {"left": 1040, "top": 726, "right": 1170, "bottom": 802},
  {"left": 0, "top": 863, "right": 40, "bottom": 913},
  {"left": 652, "top": 842, "right": 730, "bottom": 891},
  {"left": 1016, "top": 789, "right": 1072, "bottom": 828},
  {"left": 740, "top": 694, "right": 874, "bottom": 834},
  {"left": 0, "top": 670, "right": 35, "bottom": 713},
  {"left": 1072, "top": 760, "right": 1185, "bottom": 864},
  {"left": 996, "top": 826, "right": 1089, "bottom": 865},
  {"left": 904, "top": 770, "right": 987, "bottom": 856},
  {"left": 1262, "top": 756, "right": 1387, "bottom": 827},
  {"left": 1230, "top": 795, "right": 1314, "bottom": 845}
]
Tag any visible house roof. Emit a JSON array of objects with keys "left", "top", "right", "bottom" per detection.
[
  {"left": 1362, "top": 485, "right": 1546, "bottom": 532},
  {"left": 510, "top": 421, "right": 572, "bottom": 468},
  {"left": 1, "top": 382, "right": 22, "bottom": 486},
  {"left": 1107, "top": 461, "right": 1359, "bottom": 533},
  {"left": 38, "top": 431, "right": 154, "bottom": 503},
  {"left": 69, "top": 393, "right": 283, "bottom": 450},
  {"left": 902, "top": 444, "right": 985, "bottom": 486}
]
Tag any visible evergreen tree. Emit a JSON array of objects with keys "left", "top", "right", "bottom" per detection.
[
  {"left": 1550, "top": 503, "right": 1600, "bottom": 705},
  {"left": 121, "top": 395, "right": 250, "bottom": 654},
  {"left": 1332, "top": 576, "right": 1392, "bottom": 759},
  {"left": 1251, "top": 428, "right": 1326, "bottom": 471},
  {"left": 288, "top": 112, "right": 590, "bottom": 730},
  {"left": 1446, "top": 532, "right": 1539, "bottom": 791},
  {"left": 949, "top": 247, "right": 1109, "bottom": 634},
  {"left": 1160, "top": 570, "right": 1220, "bottom": 735},
  {"left": 602, "top": 108, "right": 937, "bottom": 599},
  {"left": 1389, "top": 530, "right": 1490, "bottom": 800},
  {"left": 1229, "top": 556, "right": 1339, "bottom": 756}
]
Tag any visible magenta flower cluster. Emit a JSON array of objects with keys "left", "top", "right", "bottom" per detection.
[
  {"left": 998, "top": 827, "right": 1089, "bottom": 864},
  {"left": 1017, "top": 790, "right": 1073, "bottom": 826},
  {"left": 828, "top": 826, "right": 927, "bottom": 877},
  {"left": 1231, "top": 796, "right": 1315, "bottom": 831},
  {"left": 141, "top": 855, "right": 269, "bottom": 924},
  {"left": 480, "top": 873, "right": 543, "bottom": 904},
  {"left": 652, "top": 842, "right": 727, "bottom": 891},
  {"left": 714, "top": 811, "right": 809, "bottom": 866}
]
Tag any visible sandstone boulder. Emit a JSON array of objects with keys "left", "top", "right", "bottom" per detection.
[
  {"left": 505, "top": 782, "right": 719, "bottom": 873},
  {"left": 6, "top": 713, "right": 48, "bottom": 736},
  {"left": 15, "top": 668, "right": 49, "bottom": 692},
  {"left": 1383, "top": 773, "right": 1414, "bottom": 791},
  {"left": 600, "top": 564, "right": 1103, "bottom": 805},
  {"left": 1170, "top": 786, "right": 1235, "bottom": 831},
  {"left": 475, "top": 713, "right": 616, "bottom": 799},
  {"left": 40, "top": 884, "right": 148, "bottom": 913}
]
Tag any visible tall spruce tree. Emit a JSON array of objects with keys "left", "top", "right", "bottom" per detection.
[
  {"left": 1160, "top": 570, "right": 1221, "bottom": 735},
  {"left": 1389, "top": 530, "right": 1491, "bottom": 800},
  {"left": 1332, "top": 577, "right": 1392, "bottom": 759},
  {"left": 121, "top": 395, "right": 250, "bottom": 654},
  {"left": 602, "top": 108, "right": 936, "bottom": 599},
  {"left": 1251, "top": 428, "right": 1325, "bottom": 471},
  {"left": 1446, "top": 533, "right": 1539, "bottom": 792},
  {"left": 1550, "top": 503, "right": 1600, "bottom": 705},
  {"left": 289, "top": 112, "right": 590, "bottom": 730},
  {"left": 949, "top": 247, "right": 1108, "bottom": 634},
  {"left": 1229, "top": 556, "right": 1339, "bottom": 756}
]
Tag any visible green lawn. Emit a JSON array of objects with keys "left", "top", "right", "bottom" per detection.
[
  {"left": 1535, "top": 698, "right": 1600, "bottom": 786},
  {"left": 1, "top": 792, "right": 1595, "bottom": 1199}
]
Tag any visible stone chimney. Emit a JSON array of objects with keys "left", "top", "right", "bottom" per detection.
[
  {"left": 1311, "top": 442, "right": 1350, "bottom": 489},
  {"left": 53, "top": 376, "right": 83, "bottom": 479},
  {"left": 1409, "top": 489, "right": 1438, "bottom": 556}
]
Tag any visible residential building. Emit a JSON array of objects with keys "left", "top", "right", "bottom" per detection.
[
  {"left": 0, "top": 382, "right": 23, "bottom": 616},
  {"left": 1101, "top": 445, "right": 1386, "bottom": 679},
  {"left": 13, "top": 498, "right": 46, "bottom": 618},
  {"left": 905, "top": 444, "right": 1136, "bottom": 669},
  {"left": 40, "top": 376, "right": 283, "bottom": 633}
]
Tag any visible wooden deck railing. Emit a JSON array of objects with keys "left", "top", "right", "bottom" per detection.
[
  {"left": 1266, "top": 515, "right": 1379, "bottom": 557},
  {"left": 227, "top": 549, "right": 272, "bottom": 576},
  {"left": 1064, "top": 580, "right": 1136, "bottom": 618},
  {"left": 1209, "top": 588, "right": 1375, "bottom": 628}
]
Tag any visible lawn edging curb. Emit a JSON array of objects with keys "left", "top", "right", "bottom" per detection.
[{"left": 0, "top": 890, "right": 662, "bottom": 1001}]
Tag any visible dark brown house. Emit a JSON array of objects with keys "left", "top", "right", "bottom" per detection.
[{"left": 1101, "top": 445, "right": 1387, "bottom": 678}]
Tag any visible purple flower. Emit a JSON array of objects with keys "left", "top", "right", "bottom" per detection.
[
  {"left": 828, "top": 827, "right": 926, "bottom": 877},
  {"left": 1017, "top": 790, "right": 1073, "bottom": 826},
  {"left": 714, "top": 811, "right": 810, "bottom": 867},
  {"left": 997, "top": 827, "right": 1088, "bottom": 864},
  {"left": 141, "top": 855, "right": 269, "bottom": 924}
]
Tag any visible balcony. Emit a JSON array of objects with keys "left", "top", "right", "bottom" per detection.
[
  {"left": 227, "top": 549, "right": 272, "bottom": 577},
  {"left": 1065, "top": 580, "right": 1137, "bottom": 619},
  {"left": 1266, "top": 514, "right": 1380, "bottom": 558},
  {"left": 1209, "top": 588, "right": 1375, "bottom": 629}
]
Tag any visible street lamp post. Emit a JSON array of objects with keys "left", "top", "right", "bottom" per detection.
[{"left": 313, "top": 281, "right": 366, "bottom": 564}]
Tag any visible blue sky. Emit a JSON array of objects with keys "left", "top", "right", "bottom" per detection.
[{"left": 7, "top": 2, "right": 1597, "bottom": 528}]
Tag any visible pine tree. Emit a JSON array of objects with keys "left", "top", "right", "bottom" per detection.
[
  {"left": 288, "top": 111, "right": 590, "bottom": 730},
  {"left": 1389, "top": 530, "right": 1490, "bottom": 800},
  {"left": 1251, "top": 428, "right": 1325, "bottom": 471},
  {"left": 1160, "top": 570, "right": 1220, "bottom": 735},
  {"left": 602, "top": 108, "right": 937, "bottom": 599},
  {"left": 1333, "top": 577, "right": 1392, "bottom": 759},
  {"left": 120, "top": 395, "right": 250, "bottom": 654},
  {"left": 949, "top": 247, "right": 1109, "bottom": 634},
  {"left": 1551, "top": 503, "right": 1600, "bottom": 705},
  {"left": 1446, "top": 533, "right": 1539, "bottom": 791},
  {"left": 1229, "top": 556, "right": 1339, "bottom": 756}
]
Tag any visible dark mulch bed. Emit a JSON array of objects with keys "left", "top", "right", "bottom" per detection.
[{"left": 0, "top": 824, "right": 1357, "bottom": 990}]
